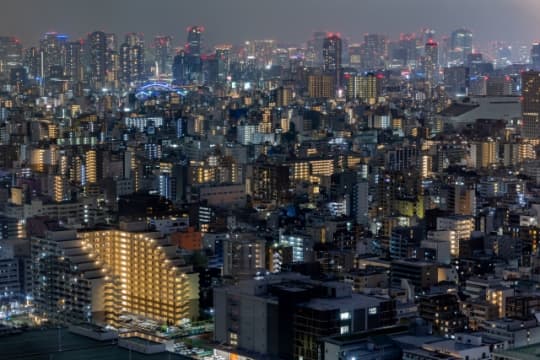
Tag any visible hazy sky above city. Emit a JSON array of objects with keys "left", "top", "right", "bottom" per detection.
[{"left": 3, "top": 0, "right": 540, "bottom": 48}]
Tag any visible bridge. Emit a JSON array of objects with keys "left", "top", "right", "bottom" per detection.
[{"left": 135, "top": 82, "right": 190, "bottom": 99}]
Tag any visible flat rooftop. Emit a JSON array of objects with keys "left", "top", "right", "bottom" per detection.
[
  {"left": 0, "top": 328, "right": 191, "bottom": 360},
  {"left": 494, "top": 344, "right": 540, "bottom": 360},
  {"left": 302, "top": 293, "right": 385, "bottom": 311}
]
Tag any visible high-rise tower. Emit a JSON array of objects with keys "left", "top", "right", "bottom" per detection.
[
  {"left": 521, "top": 71, "right": 540, "bottom": 139},
  {"left": 186, "top": 26, "right": 203, "bottom": 79},
  {"left": 187, "top": 26, "right": 203, "bottom": 57},
  {"left": 450, "top": 28, "right": 473, "bottom": 65},
  {"left": 88, "top": 31, "right": 107, "bottom": 86},
  {"left": 154, "top": 35, "right": 173, "bottom": 76},
  {"left": 40, "top": 32, "right": 68, "bottom": 79},
  {"left": 531, "top": 43, "right": 540, "bottom": 71},
  {"left": 323, "top": 33, "right": 342, "bottom": 90},
  {"left": 65, "top": 41, "right": 83, "bottom": 84},
  {"left": 424, "top": 39, "right": 439, "bottom": 95}
]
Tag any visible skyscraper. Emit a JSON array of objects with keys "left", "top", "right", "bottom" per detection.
[
  {"left": 88, "top": 31, "right": 107, "bottom": 86},
  {"left": 362, "top": 33, "right": 387, "bottom": 70},
  {"left": 521, "top": 71, "right": 540, "bottom": 139},
  {"left": 24, "top": 47, "right": 40, "bottom": 79},
  {"left": 172, "top": 49, "right": 188, "bottom": 85},
  {"left": 187, "top": 26, "right": 203, "bottom": 57},
  {"left": 443, "top": 66, "right": 469, "bottom": 97},
  {"left": 40, "top": 32, "right": 68, "bottom": 79},
  {"left": 119, "top": 41, "right": 145, "bottom": 86},
  {"left": 424, "top": 39, "right": 439, "bottom": 96},
  {"left": 450, "top": 28, "right": 473, "bottom": 65},
  {"left": 531, "top": 43, "right": 540, "bottom": 71},
  {"left": 154, "top": 35, "right": 173, "bottom": 76},
  {"left": 306, "top": 31, "right": 327, "bottom": 67},
  {"left": 323, "top": 33, "right": 342, "bottom": 90},
  {"left": 395, "top": 33, "right": 417, "bottom": 66},
  {"left": 65, "top": 41, "right": 83, "bottom": 84},
  {"left": 215, "top": 44, "right": 232, "bottom": 83},
  {"left": 106, "top": 48, "right": 120, "bottom": 86},
  {"left": 0, "top": 36, "right": 22, "bottom": 76},
  {"left": 186, "top": 26, "right": 203, "bottom": 79}
]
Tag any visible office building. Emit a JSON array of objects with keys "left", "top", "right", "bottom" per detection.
[
  {"left": 450, "top": 29, "right": 473, "bottom": 65},
  {"left": 424, "top": 39, "right": 439, "bottom": 91},
  {"left": 186, "top": 26, "right": 203, "bottom": 78},
  {"left": 390, "top": 259, "right": 439, "bottom": 290},
  {"left": 531, "top": 43, "right": 540, "bottom": 71},
  {"left": 153, "top": 35, "right": 172, "bottom": 76},
  {"left": 119, "top": 41, "right": 145, "bottom": 85},
  {"left": 362, "top": 33, "right": 387, "bottom": 70},
  {"left": 308, "top": 72, "right": 335, "bottom": 98},
  {"left": 444, "top": 66, "right": 470, "bottom": 97},
  {"left": 65, "top": 41, "right": 83, "bottom": 84},
  {"left": 214, "top": 274, "right": 396, "bottom": 360},
  {"left": 223, "top": 232, "right": 266, "bottom": 278},
  {"left": 323, "top": 33, "right": 342, "bottom": 89},
  {"left": 521, "top": 71, "right": 540, "bottom": 139},
  {"left": 418, "top": 293, "right": 468, "bottom": 337},
  {"left": 346, "top": 73, "right": 379, "bottom": 103},
  {"left": 88, "top": 31, "right": 107, "bottom": 86},
  {"left": 0, "top": 36, "right": 23, "bottom": 76},
  {"left": 40, "top": 32, "right": 68, "bottom": 80}
]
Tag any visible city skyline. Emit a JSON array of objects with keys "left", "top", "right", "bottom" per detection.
[
  {"left": 4, "top": 1, "right": 540, "bottom": 360},
  {"left": 3, "top": 0, "right": 540, "bottom": 47}
]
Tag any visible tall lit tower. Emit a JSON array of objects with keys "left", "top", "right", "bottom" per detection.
[
  {"left": 363, "top": 34, "right": 387, "bottom": 70},
  {"left": 154, "top": 35, "right": 173, "bottom": 76},
  {"left": 424, "top": 39, "right": 439, "bottom": 91},
  {"left": 88, "top": 31, "right": 107, "bottom": 86},
  {"left": 186, "top": 26, "right": 203, "bottom": 79},
  {"left": 65, "top": 41, "right": 83, "bottom": 84},
  {"left": 450, "top": 28, "right": 473, "bottom": 65},
  {"left": 0, "top": 36, "right": 23, "bottom": 76},
  {"left": 308, "top": 31, "right": 327, "bottom": 66},
  {"left": 172, "top": 50, "right": 187, "bottom": 85},
  {"left": 215, "top": 44, "right": 232, "bottom": 83},
  {"left": 323, "top": 33, "right": 342, "bottom": 90},
  {"left": 119, "top": 42, "right": 145, "bottom": 86},
  {"left": 186, "top": 26, "right": 203, "bottom": 57},
  {"left": 531, "top": 43, "right": 540, "bottom": 71},
  {"left": 40, "top": 32, "right": 68, "bottom": 79},
  {"left": 85, "top": 149, "right": 97, "bottom": 184},
  {"left": 521, "top": 71, "right": 540, "bottom": 139}
]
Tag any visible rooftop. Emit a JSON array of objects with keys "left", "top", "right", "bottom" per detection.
[
  {"left": 494, "top": 343, "right": 540, "bottom": 360},
  {"left": 301, "top": 293, "right": 385, "bottom": 311},
  {"left": 0, "top": 329, "right": 191, "bottom": 360}
]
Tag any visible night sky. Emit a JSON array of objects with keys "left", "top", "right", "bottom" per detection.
[{"left": 3, "top": 0, "right": 539, "bottom": 47}]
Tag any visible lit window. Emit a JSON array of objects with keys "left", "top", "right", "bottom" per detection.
[
  {"left": 368, "top": 307, "right": 378, "bottom": 315},
  {"left": 340, "top": 325, "right": 349, "bottom": 335},
  {"left": 340, "top": 312, "right": 351, "bottom": 320}
]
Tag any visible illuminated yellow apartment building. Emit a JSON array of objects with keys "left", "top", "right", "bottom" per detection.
[
  {"left": 307, "top": 73, "right": 335, "bottom": 99},
  {"left": 309, "top": 159, "right": 335, "bottom": 176},
  {"left": 85, "top": 149, "right": 97, "bottom": 184},
  {"left": 346, "top": 74, "right": 379, "bottom": 104},
  {"left": 52, "top": 175, "right": 67, "bottom": 203},
  {"left": 32, "top": 224, "right": 199, "bottom": 326},
  {"left": 290, "top": 158, "right": 335, "bottom": 182}
]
